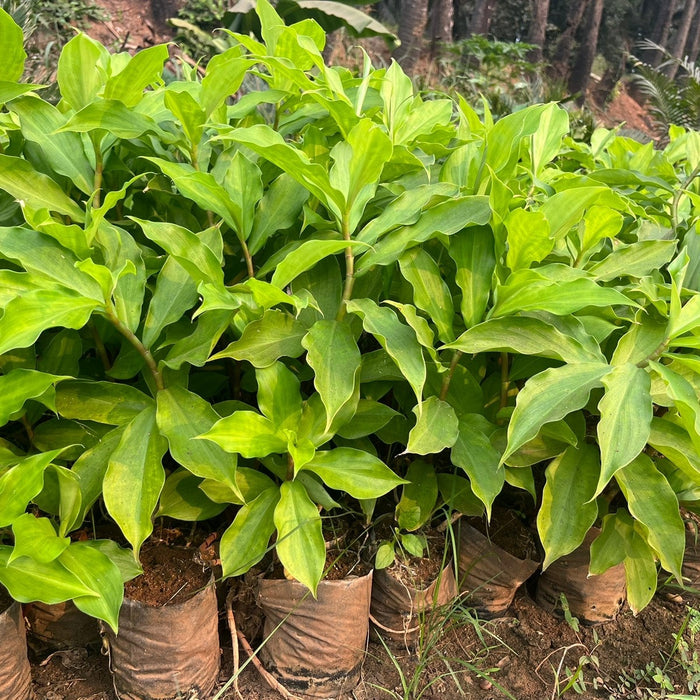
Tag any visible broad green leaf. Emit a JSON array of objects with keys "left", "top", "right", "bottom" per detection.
[
  {"left": 375, "top": 541, "right": 395, "bottom": 569},
  {"left": 537, "top": 445, "right": 599, "bottom": 570},
  {"left": 86, "top": 540, "right": 141, "bottom": 584},
  {"left": 103, "top": 407, "right": 167, "bottom": 558},
  {"left": 595, "top": 364, "right": 652, "bottom": 496},
  {"left": 648, "top": 416, "right": 700, "bottom": 480},
  {"left": 60, "top": 542, "right": 123, "bottom": 632},
  {"left": 0, "top": 450, "right": 65, "bottom": 527},
  {"left": 271, "top": 239, "right": 367, "bottom": 289},
  {"left": 406, "top": 397, "right": 459, "bottom": 455},
  {"left": 256, "top": 362, "right": 303, "bottom": 429},
  {"left": 335, "top": 400, "right": 399, "bottom": 440},
  {"left": 446, "top": 316, "right": 604, "bottom": 363},
  {"left": 530, "top": 103, "right": 569, "bottom": 175},
  {"left": 199, "top": 411, "right": 287, "bottom": 458},
  {"left": 212, "top": 310, "right": 307, "bottom": 368},
  {"left": 201, "top": 49, "right": 252, "bottom": 116},
  {"left": 223, "top": 150, "right": 263, "bottom": 241},
  {"left": 671, "top": 293, "right": 700, "bottom": 338},
  {"left": 0, "top": 156, "right": 85, "bottom": 221},
  {"left": 9, "top": 97, "right": 94, "bottom": 195},
  {"left": 451, "top": 415, "right": 503, "bottom": 517},
  {"left": 579, "top": 206, "right": 624, "bottom": 257},
  {"left": 164, "top": 89, "right": 205, "bottom": 148},
  {"left": 0, "top": 8, "right": 25, "bottom": 81},
  {"left": 302, "top": 320, "right": 360, "bottom": 431},
  {"left": 142, "top": 257, "right": 198, "bottom": 348},
  {"left": 59, "top": 101, "right": 170, "bottom": 140},
  {"left": 162, "top": 310, "right": 233, "bottom": 370},
  {"left": 301, "top": 447, "right": 405, "bottom": 499},
  {"left": 504, "top": 363, "right": 611, "bottom": 463},
  {"left": 56, "top": 381, "right": 152, "bottom": 425},
  {"left": 10, "top": 514, "right": 69, "bottom": 564},
  {"left": 396, "top": 460, "right": 438, "bottom": 531},
  {"left": 437, "top": 473, "right": 484, "bottom": 516},
  {"left": 492, "top": 276, "right": 635, "bottom": 317},
  {"left": 56, "top": 33, "right": 107, "bottom": 111},
  {"left": 0, "top": 548, "right": 96, "bottom": 604},
  {"left": 156, "top": 386, "right": 241, "bottom": 498},
  {"left": 589, "top": 512, "right": 626, "bottom": 575},
  {"left": 650, "top": 362, "right": 700, "bottom": 448},
  {"left": 156, "top": 469, "right": 227, "bottom": 521},
  {"left": 0, "top": 82, "right": 42, "bottom": 103},
  {"left": 346, "top": 298, "right": 425, "bottom": 404},
  {"left": 611, "top": 313, "right": 668, "bottom": 366},
  {"left": 220, "top": 487, "right": 279, "bottom": 578},
  {"left": 448, "top": 227, "right": 495, "bottom": 327},
  {"left": 588, "top": 240, "right": 678, "bottom": 282},
  {"left": 505, "top": 209, "right": 552, "bottom": 272},
  {"left": 274, "top": 480, "right": 325, "bottom": 595},
  {"left": 398, "top": 248, "right": 454, "bottom": 342},
  {"left": 622, "top": 524, "right": 658, "bottom": 614},
  {"left": 616, "top": 454, "right": 685, "bottom": 582},
  {"left": 0, "top": 370, "right": 68, "bottom": 427},
  {"left": 103, "top": 44, "right": 168, "bottom": 107},
  {"left": 132, "top": 218, "right": 224, "bottom": 287}
]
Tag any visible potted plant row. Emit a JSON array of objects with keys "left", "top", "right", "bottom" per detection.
[{"left": 2, "top": 1, "right": 700, "bottom": 697}]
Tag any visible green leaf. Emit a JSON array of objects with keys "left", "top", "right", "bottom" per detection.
[
  {"left": 256, "top": 362, "right": 303, "bottom": 429},
  {"left": 132, "top": 218, "right": 224, "bottom": 287},
  {"left": 0, "top": 155, "right": 85, "bottom": 221},
  {"left": 504, "top": 363, "right": 611, "bottom": 464},
  {"left": 650, "top": 362, "right": 700, "bottom": 448},
  {"left": 611, "top": 313, "right": 668, "bottom": 366},
  {"left": 199, "top": 411, "right": 287, "bottom": 458},
  {"left": 156, "top": 469, "right": 227, "bottom": 521},
  {"left": 156, "top": 386, "right": 241, "bottom": 498},
  {"left": 274, "top": 480, "right": 325, "bottom": 595},
  {"left": 451, "top": 415, "right": 503, "bottom": 517},
  {"left": 212, "top": 310, "right": 307, "bottom": 368},
  {"left": 505, "top": 209, "right": 552, "bottom": 272},
  {"left": 0, "top": 450, "right": 65, "bottom": 527},
  {"left": 588, "top": 240, "right": 678, "bottom": 282},
  {"left": 56, "top": 33, "right": 108, "bottom": 111},
  {"left": 615, "top": 453, "right": 685, "bottom": 583},
  {"left": 87, "top": 540, "right": 142, "bottom": 584},
  {"left": 530, "top": 103, "right": 569, "bottom": 175},
  {"left": 448, "top": 227, "right": 495, "bottom": 327},
  {"left": 302, "top": 320, "right": 360, "bottom": 431},
  {"left": 0, "top": 548, "right": 96, "bottom": 603},
  {"left": 335, "top": 400, "right": 399, "bottom": 440},
  {"left": 375, "top": 541, "right": 395, "bottom": 569},
  {"left": 406, "top": 397, "right": 459, "bottom": 455},
  {"left": 162, "top": 310, "right": 233, "bottom": 370},
  {"left": 537, "top": 445, "right": 599, "bottom": 570},
  {"left": 396, "top": 460, "right": 438, "bottom": 531},
  {"left": 103, "top": 407, "right": 167, "bottom": 558},
  {"left": 220, "top": 487, "right": 279, "bottom": 578},
  {"left": 301, "top": 447, "right": 405, "bottom": 499},
  {"left": 446, "top": 316, "right": 604, "bottom": 364},
  {"left": 10, "top": 514, "right": 69, "bottom": 564},
  {"left": 648, "top": 416, "right": 700, "bottom": 480},
  {"left": 201, "top": 49, "right": 252, "bottom": 117},
  {"left": 0, "top": 370, "right": 68, "bottom": 427},
  {"left": 103, "top": 44, "right": 168, "bottom": 107},
  {"left": 398, "top": 247, "right": 454, "bottom": 343},
  {"left": 60, "top": 100, "right": 171, "bottom": 140},
  {"left": 60, "top": 542, "right": 123, "bottom": 631},
  {"left": 346, "top": 298, "right": 425, "bottom": 404},
  {"left": 56, "top": 381, "right": 153, "bottom": 425},
  {"left": 437, "top": 473, "right": 484, "bottom": 516},
  {"left": 595, "top": 364, "right": 652, "bottom": 497},
  {"left": 0, "top": 8, "right": 26, "bottom": 81},
  {"left": 400, "top": 533, "right": 426, "bottom": 558}
]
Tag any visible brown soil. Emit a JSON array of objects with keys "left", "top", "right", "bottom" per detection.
[
  {"left": 469, "top": 508, "right": 538, "bottom": 562},
  {"left": 385, "top": 529, "right": 448, "bottom": 589},
  {"left": 124, "top": 543, "right": 211, "bottom": 606},
  {"left": 594, "top": 83, "right": 656, "bottom": 140}
]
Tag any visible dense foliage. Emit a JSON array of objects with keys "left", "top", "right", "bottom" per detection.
[{"left": 1, "top": 0, "right": 700, "bottom": 632}]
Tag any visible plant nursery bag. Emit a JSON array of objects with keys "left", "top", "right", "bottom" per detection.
[
  {"left": 257, "top": 571, "right": 372, "bottom": 699},
  {"left": 370, "top": 562, "right": 457, "bottom": 645},
  {"left": 0, "top": 600, "right": 33, "bottom": 700},
  {"left": 103, "top": 579, "right": 220, "bottom": 700},
  {"left": 25, "top": 600, "right": 100, "bottom": 651}
]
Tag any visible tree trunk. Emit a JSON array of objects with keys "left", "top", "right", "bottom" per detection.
[
  {"left": 468, "top": 0, "right": 498, "bottom": 36},
  {"left": 431, "top": 0, "right": 455, "bottom": 43},
  {"left": 668, "top": 0, "right": 698, "bottom": 77},
  {"left": 568, "top": 0, "right": 605, "bottom": 101},
  {"left": 687, "top": 0, "right": 700, "bottom": 62},
  {"left": 651, "top": 0, "right": 679, "bottom": 64},
  {"left": 392, "top": 0, "right": 429, "bottom": 73},
  {"left": 526, "top": 0, "right": 551, "bottom": 62},
  {"left": 551, "top": 0, "right": 591, "bottom": 80}
]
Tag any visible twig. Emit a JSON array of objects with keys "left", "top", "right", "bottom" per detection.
[
  {"left": 226, "top": 589, "right": 302, "bottom": 700},
  {"left": 225, "top": 589, "right": 242, "bottom": 700},
  {"left": 437, "top": 512, "right": 462, "bottom": 533}
]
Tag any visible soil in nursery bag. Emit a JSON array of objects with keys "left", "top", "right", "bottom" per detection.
[
  {"left": 103, "top": 544, "right": 220, "bottom": 700},
  {"left": 370, "top": 531, "right": 458, "bottom": 647},
  {"left": 536, "top": 528, "right": 626, "bottom": 625},
  {"left": 0, "top": 587, "right": 33, "bottom": 700},
  {"left": 458, "top": 508, "right": 540, "bottom": 617}
]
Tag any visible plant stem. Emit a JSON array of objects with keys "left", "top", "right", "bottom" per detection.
[
  {"left": 336, "top": 215, "right": 354, "bottom": 321},
  {"left": 440, "top": 350, "right": 463, "bottom": 401},
  {"left": 106, "top": 310, "right": 164, "bottom": 392},
  {"left": 241, "top": 238, "right": 255, "bottom": 279},
  {"left": 93, "top": 141, "right": 103, "bottom": 209},
  {"left": 672, "top": 161, "right": 700, "bottom": 232},
  {"left": 499, "top": 351, "right": 509, "bottom": 410},
  {"left": 89, "top": 321, "right": 112, "bottom": 373}
]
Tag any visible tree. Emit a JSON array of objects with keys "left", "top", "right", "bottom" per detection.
[
  {"left": 651, "top": 0, "right": 679, "bottom": 62},
  {"left": 469, "top": 0, "right": 499, "bottom": 36},
  {"left": 393, "top": 0, "right": 429, "bottom": 72},
  {"left": 686, "top": 0, "right": 700, "bottom": 62},
  {"left": 669, "top": 0, "right": 698, "bottom": 78},
  {"left": 431, "top": 0, "right": 455, "bottom": 45},
  {"left": 568, "top": 0, "right": 605, "bottom": 99},
  {"left": 527, "top": 0, "right": 550, "bottom": 62},
  {"left": 550, "top": 0, "right": 591, "bottom": 79}
]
